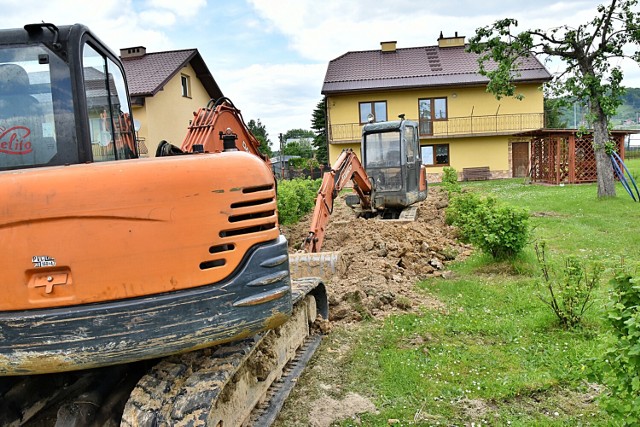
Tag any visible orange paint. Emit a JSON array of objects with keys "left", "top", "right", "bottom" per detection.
[{"left": 0, "top": 151, "right": 279, "bottom": 311}]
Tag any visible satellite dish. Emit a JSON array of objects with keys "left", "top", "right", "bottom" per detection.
[{"left": 133, "top": 119, "right": 141, "bottom": 132}]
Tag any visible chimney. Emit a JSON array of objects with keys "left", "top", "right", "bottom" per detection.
[
  {"left": 437, "top": 32, "right": 465, "bottom": 48},
  {"left": 120, "top": 46, "right": 147, "bottom": 59},
  {"left": 380, "top": 41, "right": 397, "bottom": 53}
]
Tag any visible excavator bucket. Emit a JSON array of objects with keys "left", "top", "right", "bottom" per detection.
[{"left": 289, "top": 251, "right": 342, "bottom": 280}]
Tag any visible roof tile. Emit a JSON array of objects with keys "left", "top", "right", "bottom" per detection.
[
  {"left": 122, "top": 49, "right": 196, "bottom": 96},
  {"left": 322, "top": 45, "right": 552, "bottom": 94}
]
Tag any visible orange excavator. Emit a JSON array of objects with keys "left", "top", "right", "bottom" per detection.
[
  {"left": 302, "top": 118, "right": 428, "bottom": 253},
  {"left": 0, "top": 23, "right": 326, "bottom": 426}
]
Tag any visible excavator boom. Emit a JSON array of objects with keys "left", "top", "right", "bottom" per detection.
[
  {"left": 180, "top": 97, "right": 269, "bottom": 162},
  {"left": 303, "top": 148, "right": 372, "bottom": 252}
]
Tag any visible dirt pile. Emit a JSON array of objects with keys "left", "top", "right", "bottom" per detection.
[{"left": 283, "top": 187, "right": 471, "bottom": 323}]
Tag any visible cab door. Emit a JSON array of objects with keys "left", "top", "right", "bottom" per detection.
[{"left": 403, "top": 123, "right": 419, "bottom": 196}]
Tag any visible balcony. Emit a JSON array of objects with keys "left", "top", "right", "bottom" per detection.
[{"left": 329, "top": 112, "right": 545, "bottom": 143}]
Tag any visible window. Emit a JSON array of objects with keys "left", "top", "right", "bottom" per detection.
[
  {"left": 0, "top": 46, "right": 62, "bottom": 170},
  {"left": 364, "top": 130, "right": 400, "bottom": 168},
  {"left": 421, "top": 144, "right": 449, "bottom": 167},
  {"left": 359, "top": 101, "right": 387, "bottom": 123},
  {"left": 418, "top": 98, "right": 447, "bottom": 135},
  {"left": 404, "top": 125, "right": 416, "bottom": 162},
  {"left": 364, "top": 130, "right": 402, "bottom": 191},
  {"left": 83, "top": 43, "right": 135, "bottom": 162},
  {"left": 181, "top": 74, "right": 191, "bottom": 98}
]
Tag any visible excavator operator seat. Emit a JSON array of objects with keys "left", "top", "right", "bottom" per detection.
[{"left": 0, "top": 64, "right": 39, "bottom": 118}]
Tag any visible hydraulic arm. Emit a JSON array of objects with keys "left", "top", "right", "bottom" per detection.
[
  {"left": 157, "top": 97, "right": 269, "bottom": 164},
  {"left": 303, "top": 148, "right": 373, "bottom": 252}
]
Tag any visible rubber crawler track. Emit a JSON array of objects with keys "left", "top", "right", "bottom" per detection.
[{"left": 121, "top": 278, "right": 327, "bottom": 426}]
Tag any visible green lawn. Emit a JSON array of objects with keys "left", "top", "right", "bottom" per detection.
[{"left": 281, "top": 165, "right": 640, "bottom": 426}]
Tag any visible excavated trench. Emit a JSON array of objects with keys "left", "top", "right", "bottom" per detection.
[{"left": 283, "top": 186, "right": 470, "bottom": 323}]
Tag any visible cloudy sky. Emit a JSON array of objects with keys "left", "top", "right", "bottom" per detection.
[{"left": 2, "top": 0, "right": 638, "bottom": 141}]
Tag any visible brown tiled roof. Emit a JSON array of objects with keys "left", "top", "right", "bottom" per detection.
[
  {"left": 322, "top": 45, "right": 552, "bottom": 94},
  {"left": 121, "top": 49, "right": 222, "bottom": 99}
]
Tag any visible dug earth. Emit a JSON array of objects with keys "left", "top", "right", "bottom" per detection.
[{"left": 283, "top": 186, "right": 470, "bottom": 324}]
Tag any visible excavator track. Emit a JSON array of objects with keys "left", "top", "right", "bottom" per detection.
[
  {"left": 121, "top": 278, "right": 327, "bottom": 427},
  {"left": 0, "top": 279, "right": 327, "bottom": 427}
]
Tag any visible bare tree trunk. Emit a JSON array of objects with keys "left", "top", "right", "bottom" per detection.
[{"left": 592, "top": 115, "right": 616, "bottom": 198}]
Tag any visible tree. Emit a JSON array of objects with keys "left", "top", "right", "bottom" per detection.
[
  {"left": 544, "top": 98, "right": 569, "bottom": 129},
  {"left": 283, "top": 139, "right": 314, "bottom": 158},
  {"left": 311, "top": 97, "right": 329, "bottom": 165},
  {"left": 468, "top": 0, "right": 640, "bottom": 198},
  {"left": 282, "top": 128, "right": 315, "bottom": 160},
  {"left": 247, "top": 119, "right": 273, "bottom": 158},
  {"left": 283, "top": 128, "right": 314, "bottom": 141}
]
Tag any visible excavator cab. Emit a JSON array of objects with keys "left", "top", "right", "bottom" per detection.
[
  {"left": 0, "top": 23, "right": 136, "bottom": 172},
  {"left": 361, "top": 118, "right": 427, "bottom": 216}
]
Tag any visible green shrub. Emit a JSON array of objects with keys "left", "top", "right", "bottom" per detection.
[
  {"left": 598, "top": 268, "right": 640, "bottom": 425},
  {"left": 445, "top": 192, "right": 495, "bottom": 242},
  {"left": 534, "top": 242, "right": 600, "bottom": 328},
  {"left": 445, "top": 191, "right": 482, "bottom": 227},
  {"left": 445, "top": 192, "right": 529, "bottom": 260},
  {"left": 276, "top": 178, "right": 321, "bottom": 225},
  {"left": 441, "top": 166, "right": 461, "bottom": 193}
]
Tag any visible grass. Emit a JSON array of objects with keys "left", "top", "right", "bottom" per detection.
[
  {"left": 277, "top": 162, "right": 640, "bottom": 426},
  {"left": 342, "top": 272, "right": 607, "bottom": 426}
]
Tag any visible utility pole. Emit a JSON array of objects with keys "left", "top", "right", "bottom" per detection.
[{"left": 279, "top": 133, "right": 285, "bottom": 180}]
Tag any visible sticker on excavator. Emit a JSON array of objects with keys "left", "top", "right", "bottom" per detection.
[{"left": 32, "top": 255, "right": 56, "bottom": 267}]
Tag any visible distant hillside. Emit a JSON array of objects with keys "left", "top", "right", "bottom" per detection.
[
  {"left": 550, "top": 87, "right": 640, "bottom": 129},
  {"left": 613, "top": 87, "right": 640, "bottom": 128}
]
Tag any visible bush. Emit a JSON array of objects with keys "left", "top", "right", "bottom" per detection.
[
  {"left": 598, "top": 268, "right": 640, "bottom": 425},
  {"left": 446, "top": 191, "right": 529, "bottom": 260},
  {"left": 445, "top": 191, "right": 486, "bottom": 241},
  {"left": 534, "top": 242, "right": 600, "bottom": 328},
  {"left": 277, "top": 178, "right": 321, "bottom": 225},
  {"left": 441, "top": 166, "right": 461, "bottom": 193}
]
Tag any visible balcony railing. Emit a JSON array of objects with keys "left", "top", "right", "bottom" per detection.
[{"left": 329, "top": 113, "right": 545, "bottom": 143}]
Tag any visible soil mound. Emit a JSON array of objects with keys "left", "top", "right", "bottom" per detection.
[{"left": 282, "top": 187, "right": 471, "bottom": 323}]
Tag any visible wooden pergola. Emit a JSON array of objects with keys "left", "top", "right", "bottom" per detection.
[{"left": 515, "top": 129, "right": 631, "bottom": 185}]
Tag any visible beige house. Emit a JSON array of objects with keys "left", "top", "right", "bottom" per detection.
[
  {"left": 322, "top": 35, "right": 553, "bottom": 181},
  {"left": 120, "top": 47, "right": 222, "bottom": 157}
]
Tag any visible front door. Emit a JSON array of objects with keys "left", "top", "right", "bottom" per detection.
[{"left": 512, "top": 141, "right": 529, "bottom": 178}]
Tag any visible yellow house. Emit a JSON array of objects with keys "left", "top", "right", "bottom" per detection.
[
  {"left": 321, "top": 34, "right": 553, "bottom": 181},
  {"left": 120, "top": 47, "right": 223, "bottom": 157}
]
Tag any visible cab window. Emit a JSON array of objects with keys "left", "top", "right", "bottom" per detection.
[
  {"left": 82, "top": 44, "right": 135, "bottom": 161},
  {"left": 0, "top": 46, "right": 61, "bottom": 170}
]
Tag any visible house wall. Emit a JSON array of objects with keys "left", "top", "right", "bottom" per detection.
[
  {"left": 327, "top": 84, "right": 543, "bottom": 129},
  {"left": 328, "top": 142, "right": 362, "bottom": 163},
  {"left": 423, "top": 135, "right": 512, "bottom": 182},
  {"left": 134, "top": 63, "right": 212, "bottom": 156},
  {"left": 326, "top": 83, "right": 544, "bottom": 176}
]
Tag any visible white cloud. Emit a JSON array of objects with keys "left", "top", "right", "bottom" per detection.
[
  {"left": 248, "top": 0, "right": 614, "bottom": 62},
  {"left": 0, "top": 0, "right": 173, "bottom": 52},
  {"left": 215, "top": 62, "right": 327, "bottom": 139},
  {"left": 145, "top": 0, "right": 207, "bottom": 18},
  {"left": 139, "top": 10, "right": 177, "bottom": 27}
]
